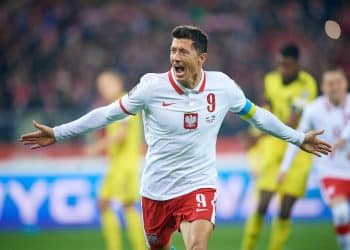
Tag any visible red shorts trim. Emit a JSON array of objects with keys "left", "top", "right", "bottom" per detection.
[
  {"left": 321, "top": 177, "right": 350, "bottom": 202},
  {"left": 336, "top": 224, "right": 350, "bottom": 235},
  {"left": 141, "top": 188, "right": 216, "bottom": 249}
]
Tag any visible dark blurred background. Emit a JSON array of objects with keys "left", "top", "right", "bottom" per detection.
[{"left": 1, "top": 0, "right": 349, "bottom": 141}]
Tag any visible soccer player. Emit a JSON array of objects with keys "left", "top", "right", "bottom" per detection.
[
  {"left": 242, "top": 44, "right": 318, "bottom": 250},
  {"left": 20, "top": 25, "right": 331, "bottom": 250},
  {"left": 83, "top": 71, "right": 145, "bottom": 250},
  {"left": 279, "top": 67, "right": 350, "bottom": 250}
]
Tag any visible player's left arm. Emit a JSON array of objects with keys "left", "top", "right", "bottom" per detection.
[
  {"left": 237, "top": 99, "right": 331, "bottom": 157},
  {"left": 225, "top": 74, "right": 330, "bottom": 156}
]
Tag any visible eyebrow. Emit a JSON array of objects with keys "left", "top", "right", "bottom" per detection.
[{"left": 171, "top": 46, "right": 190, "bottom": 52}]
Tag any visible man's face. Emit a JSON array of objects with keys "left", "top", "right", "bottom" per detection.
[
  {"left": 97, "top": 74, "right": 123, "bottom": 103},
  {"left": 277, "top": 55, "right": 299, "bottom": 79},
  {"left": 322, "top": 71, "right": 348, "bottom": 104},
  {"left": 170, "top": 38, "right": 207, "bottom": 85}
]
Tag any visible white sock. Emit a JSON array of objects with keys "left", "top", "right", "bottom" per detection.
[
  {"left": 332, "top": 202, "right": 350, "bottom": 250},
  {"left": 337, "top": 233, "right": 350, "bottom": 250}
]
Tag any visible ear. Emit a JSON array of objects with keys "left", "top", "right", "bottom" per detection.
[{"left": 199, "top": 52, "right": 208, "bottom": 65}]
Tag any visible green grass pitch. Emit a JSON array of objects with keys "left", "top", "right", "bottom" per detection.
[{"left": 0, "top": 222, "right": 338, "bottom": 250}]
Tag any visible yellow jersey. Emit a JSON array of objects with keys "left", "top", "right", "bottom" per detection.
[
  {"left": 255, "top": 70, "right": 318, "bottom": 197},
  {"left": 100, "top": 114, "right": 142, "bottom": 202},
  {"left": 264, "top": 70, "right": 317, "bottom": 123},
  {"left": 106, "top": 114, "right": 142, "bottom": 171}
]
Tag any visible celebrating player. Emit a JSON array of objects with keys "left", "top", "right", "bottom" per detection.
[
  {"left": 83, "top": 71, "right": 145, "bottom": 250},
  {"left": 242, "top": 44, "right": 317, "bottom": 250},
  {"left": 20, "top": 25, "right": 331, "bottom": 250},
  {"left": 279, "top": 67, "right": 350, "bottom": 250}
]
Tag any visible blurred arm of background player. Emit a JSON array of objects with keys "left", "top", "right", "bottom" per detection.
[
  {"left": 333, "top": 123, "right": 350, "bottom": 157},
  {"left": 83, "top": 71, "right": 128, "bottom": 156},
  {"left": 83, "top": 121, "right": 128, "bottom": 156},
  {"left": 333, "top": 123, "right": 350, "bottom": 160}
]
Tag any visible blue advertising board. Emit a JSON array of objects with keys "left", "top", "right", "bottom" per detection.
[{"left": 0, "top": 156, "right": 331, "bottom": 229}]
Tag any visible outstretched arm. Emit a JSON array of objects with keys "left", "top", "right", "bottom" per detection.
[
  {"left": 21, "top": 75, "right": 150, "bottom": 150},
  {"left": 20, "top": 100, "right": 129, "bottom": 149},
  {"left": 238, "top": 100, "right": 331, "bottom": 157}
]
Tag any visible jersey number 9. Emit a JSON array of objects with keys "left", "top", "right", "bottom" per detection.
[{"left": 207, "top": 93, "right": 216, "bottom": 112}]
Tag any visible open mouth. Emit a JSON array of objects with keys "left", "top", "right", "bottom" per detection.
[{"left": 173, "top": 64, "right": 185, "bottom": 78}]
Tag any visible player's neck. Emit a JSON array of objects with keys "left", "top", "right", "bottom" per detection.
[
  {"left": 282, "top": 72, "right": 299, "bottom": 85},
  {"left": 329, "top": 96, "right": 346, "bottom": 107},
  {"left": 180, "top": 71, "right": 202, "bottom": 89}
]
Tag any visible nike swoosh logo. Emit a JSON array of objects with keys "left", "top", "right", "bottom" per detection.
[{"left": 162, "top": 102, "right": 176, "bottom": 107}]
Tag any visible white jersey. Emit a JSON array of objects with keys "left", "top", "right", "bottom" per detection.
[
  {"left": 282, "top": 94, "right": 350, "bottom": 180},
  {"left": 120, "top": 70, "right": 246, "bottom": 200},
  {"left": 54, "top": 69, "right": 305, "bottom": 201}
]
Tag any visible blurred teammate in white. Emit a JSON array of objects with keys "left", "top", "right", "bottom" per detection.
[
  {"left": 279, "top": 67, "right": 350, "bottom": 250},
  {"left": 20, "top": 25, "right": 331, "bottom": 250}
]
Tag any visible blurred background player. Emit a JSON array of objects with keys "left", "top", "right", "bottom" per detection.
[
  {"left": 84, "top": 71, "right": 145, "bottom": 250},
  {"left": 242, "top": 44, "right": 318, "bottom": 250},
  {"left": 279, "top": 67, "right": 350, "bottom": 250}
]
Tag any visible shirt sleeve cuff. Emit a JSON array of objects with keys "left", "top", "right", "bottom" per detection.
[
  {"left": 296, "top": 131, "right": 306, "bottom": 146},
  {"left": 53, "top": 126, "right": 63, "bottom": 141}
]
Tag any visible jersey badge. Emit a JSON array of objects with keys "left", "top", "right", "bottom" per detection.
[{"left": 184, "top": 113, "right": 198, "bottom": 129}]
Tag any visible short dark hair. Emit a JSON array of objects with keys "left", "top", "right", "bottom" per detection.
[
  {"left": 171, "top": 25, "right": 208, "bottom": 54},
  {"left": 323, "top": 65, "right": 346, "bottom": 77},
  {"left": 280, "top": 44, "right": 299, "bottom": 61}
]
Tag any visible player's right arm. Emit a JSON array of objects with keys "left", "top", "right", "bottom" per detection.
[
  {"left": 20, "top": 75, "right": 151, "bottom": 149},
  {"left": 20, "top": 100, "right": 130, "bottom": 149}
]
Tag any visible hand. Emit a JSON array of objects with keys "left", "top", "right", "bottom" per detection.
[
  {"left": 20, "top": 120, "right": 56, "bottom": 149},
  {"left": 300, "top": 129, "right": 332, "bottom": 157}
]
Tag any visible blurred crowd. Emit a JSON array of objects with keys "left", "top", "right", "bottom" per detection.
[{"left": 1, "top": 0, "right": 350, "bottom": 141}]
